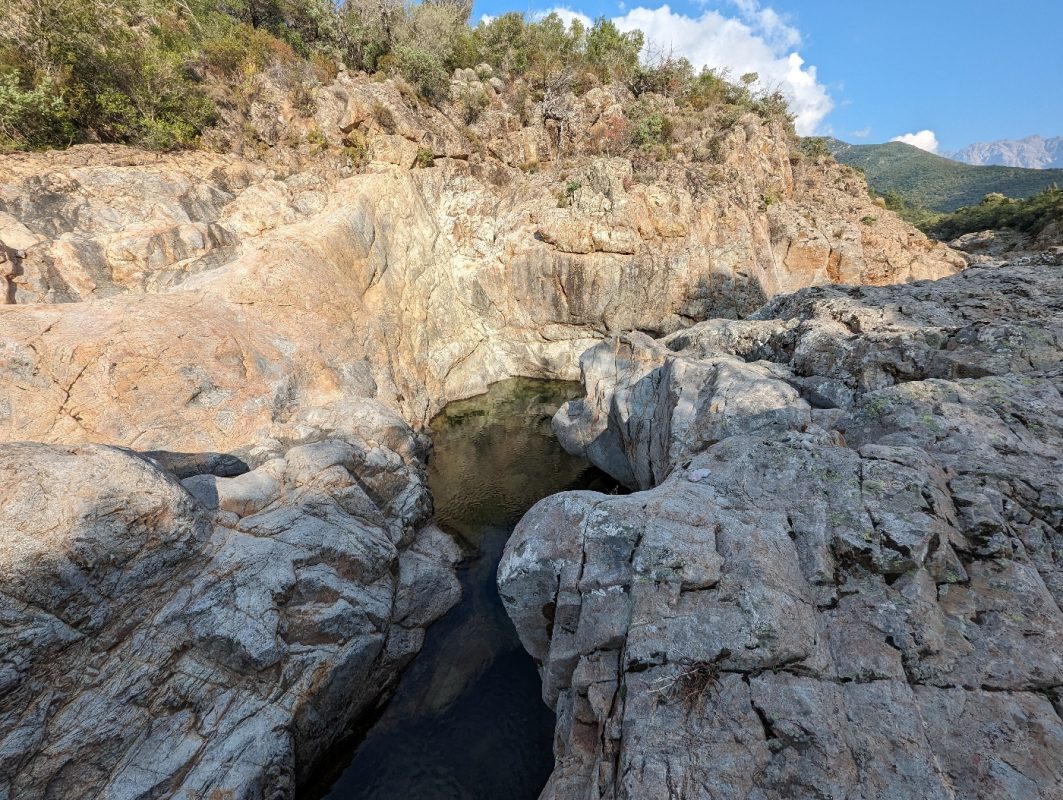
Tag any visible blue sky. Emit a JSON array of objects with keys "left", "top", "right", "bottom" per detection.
[{"left": 471, "top": 0, "right": 1063, "bottom": 153}]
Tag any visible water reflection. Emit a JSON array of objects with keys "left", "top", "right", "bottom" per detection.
[{"left": 306, "top": 379, "right": 617, "bottom": 800}]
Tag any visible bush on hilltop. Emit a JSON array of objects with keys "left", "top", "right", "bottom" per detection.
[{"left": 0, "top": 0, "right": 798, "bottom": 152}]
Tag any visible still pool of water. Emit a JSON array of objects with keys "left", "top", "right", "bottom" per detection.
[{"left": 304, "top": 379, "right": 618, "bottom": 800}]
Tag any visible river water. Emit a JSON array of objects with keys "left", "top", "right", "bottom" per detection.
[{"left": 306, "top": 379, "right": 618, "bottom": 800}]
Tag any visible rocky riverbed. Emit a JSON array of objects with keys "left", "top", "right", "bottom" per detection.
[{"left": 0, "top": 64, "right": 1040, "bottom": 800}]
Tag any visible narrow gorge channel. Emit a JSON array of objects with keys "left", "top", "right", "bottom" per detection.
[{"left": 305, "top": 378, "right": 621, "bottom": 800}]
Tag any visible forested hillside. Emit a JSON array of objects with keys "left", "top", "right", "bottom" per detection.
[{"left": 829, "top": 139, "right": 1063, "bottom": 211}]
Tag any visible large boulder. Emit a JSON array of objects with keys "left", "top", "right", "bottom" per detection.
[
  {"left": 500, "top": 261, "right": 1063, "bottom": 799},
  {"left": 0, "top": 422, "right": 460, "bottom": 799}
]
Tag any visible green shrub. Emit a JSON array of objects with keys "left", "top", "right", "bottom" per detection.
[
  {"left": 874, "top": 189, "right": 942, "bottom": 231},
  {"left": 1, "top": 0, "right": 215, "bottom": 150},
  {"left": 0, "top": 71, "right": 74, "bottom": 151},
  {"left": 632, "top": 56, "right": 694, "bottom": 98},
  {"left": 630, "top": 105, "right": 673, "bottom": 150},
  {"left": 799, "top": 136, "right": 832, "bottom": 160},
  {"left": 525, "top": 12, "right": 586, "bottom": 93},
  {"left": 928, "top": 187, "right": 1063, "bottom": 240},
  {"left": 414, "top": 146, "right": 435, "bottom": 167},
  {"left": 199, "top": 23, "right": 296, "bottom": 80},
  {"left": 683, "top": 68, "right": 727, "bottom": 110},
  {"left": 716, "top": 105, "right": 745, "bottom": 131},
  {"left": 0, "top": 0, "right": 799, "bottom": 157},
  {"left": 585, "top": 18, "right": 642, "bottom": 81},
  {"left": 753, "top": 90, "right": 792, "bottom": 124},
  {"left": 457, "top": 86, "right": 489, "bottom": 123},
  {"left": 338, "top": 0, "right": 392, "bottom": 72},
  {"left": 393, "top": 44, "right": 449, "bottom": 102},
  {"left": 473, "top": 13, "right": 530, "bottom": 75}
]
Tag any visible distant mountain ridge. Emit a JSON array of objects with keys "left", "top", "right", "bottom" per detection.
[
  {"left": 947, "top": 135, "right": 1063, "bottom": 169},
  {"left": 827, "top": 139, "right": 1063, "bottom": 212}
]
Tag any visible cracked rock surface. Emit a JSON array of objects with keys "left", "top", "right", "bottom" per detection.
[
  {"left": 0, "top": 418, "right": 460, "bottom": 799},
  {"left": 500, "top": 261, "right": 1063, "bottom": 799}
]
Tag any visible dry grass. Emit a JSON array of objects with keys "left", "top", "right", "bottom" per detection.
[{"left": 652, "top": 660, "right": 721, "bottom": 708}]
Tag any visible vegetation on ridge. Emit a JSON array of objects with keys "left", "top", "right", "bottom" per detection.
[
  {"left": 0, "top": 0, "right": 794, "bottom": 153},
  {"left": 924, "top": 188, "right": 1063, "bottom": 242}
]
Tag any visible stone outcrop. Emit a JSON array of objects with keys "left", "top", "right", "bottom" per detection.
[
  {"left": 0, "top": 69, "right": 968, "bottom": 798},
  {"left": 0, "top": 76, "right": 963, "bottom": 448},
  {"left": 951, "top": 225, "right": 1063, "bottom": 266},
  {"left": 0, "top": 414, "right": 460, "bottom": 799},
  {"left": 500, "top": 261, "right": 1063, "bottom": 799}
]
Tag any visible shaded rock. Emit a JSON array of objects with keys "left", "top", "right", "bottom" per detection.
[{"left": 0, "top": 423, "right": 459, "bottom": 799}]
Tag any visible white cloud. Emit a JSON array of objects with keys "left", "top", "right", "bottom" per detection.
[
  {"left": 612, "top": 4, "right": 833, "bottom": 135},
  {"left": 891, "top": 130, "right": 939, "bottom": 153},
  {"left": 728, "top": 0, "right": 801, "bottom": 49},
  {"left": 851, "top": 126, "right": 872, "bottom": 139}
]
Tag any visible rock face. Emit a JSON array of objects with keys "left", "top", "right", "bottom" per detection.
[
  {"left": 500, "top": 261, "right": 1063, "bottom": 799},
  {"left": 0, "top": 69, "right": 967, "bottom": 798},
  {"left": 0, "top": 418, "right": 460, "bottom": 798},
  {"left": 0, "top": 74, "right": 963, "bottom": 448}
]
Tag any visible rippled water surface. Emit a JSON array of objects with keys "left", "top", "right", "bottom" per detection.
[{"left": 306, "top": 379, "right": 618, "bottom": 800}]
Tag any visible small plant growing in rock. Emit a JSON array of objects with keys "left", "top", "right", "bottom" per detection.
[
  {"left": 565, "top": 179, "right": 582, "bottom": 201},
  {"left": 394, "top": 78, "right": 421, "bottom": 108},
  {"left": 861, "top": 215, "right": 878, "bottom": 226},
  {"left": 343, "top": 130, "right": 368, "bottom": 167},
  {"left": 372, "top": 102, "right": 397, "bottom": 133},
  {"left": 306, "top": 126, "right": 327, "bottom": 155},
  {"left": 414, "top": 147, "right": 435, "bottom": 168},
  {"left": 799, "top": 136, "right": 832, "bottom": 161},
  {"left": 631, "top": 107, "right": 674, "bottom": 151},
  {"left": 289, "top": 80, "right": 317, "bottom": 118},
  {"left": 716, "top": 105, "right": 745, "bottom": 131},
  {"left": 458, "top": 86, "right": 490, "bottom": 124}
]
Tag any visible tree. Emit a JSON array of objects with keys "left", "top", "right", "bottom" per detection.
[
  {"left": 473, "top": 13, "right": 529, "bottom": 75},
  {"left": 585, "top": 18, "right": 642, "bottom": 81}
]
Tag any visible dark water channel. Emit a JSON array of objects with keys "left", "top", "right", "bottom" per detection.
[{"left": 306, "top": 379, "right": 619, "bottom": 800}]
